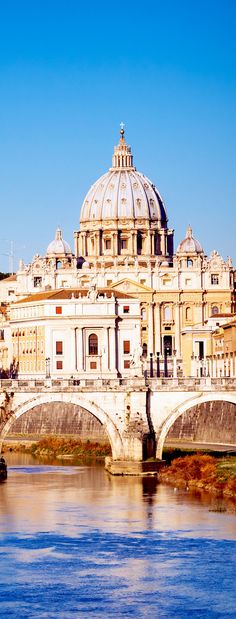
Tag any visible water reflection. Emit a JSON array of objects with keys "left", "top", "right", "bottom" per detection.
[{"left": 0, "top": 454, "right": 236, "bottom": 618}]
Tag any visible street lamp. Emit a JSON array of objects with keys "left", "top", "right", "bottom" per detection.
[{"left": 45, "top": 357, "right": 51, "bottom": 379}]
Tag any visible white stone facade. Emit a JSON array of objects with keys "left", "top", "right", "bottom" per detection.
[{"left": 0, "top": 127, "right": 235, "bottom": 379}]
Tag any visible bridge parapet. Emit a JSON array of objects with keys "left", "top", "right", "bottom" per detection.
[{"left": 0, "top": 377, "right": 236, "bottom": 393}]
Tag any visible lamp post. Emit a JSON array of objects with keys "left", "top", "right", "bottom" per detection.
[
  {"left": 45, "top": 357, "right": 51, "bottom": 379},
  {"left": 149, "top": 353, "right": 154, "bottom": 378}
]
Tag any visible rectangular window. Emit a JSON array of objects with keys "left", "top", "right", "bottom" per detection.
[
  {"left": 124, "top": 360, "right": 130, "bottom": 369},
  {"left": 34, "top": 276, "right": 42, "bottom": 288},
  {"left": 105, "top": 239, "right": 111, "bottom": 250},
  {"left": 56, "top": 360, "right": 63, "bottom": 370},
  {"left": 211, "top": 274, "right": 219, "bottom": 285},
  {"left": 123, "top": 340, "right": 130, "bottom": 354},
  {"left": 90, "top": 361, "right": 97, "bottom": 369},
  {"left": 56, "top": 341, "right": 63, "bottom": 355},
  {"left": 56, "top": 306, "right": 62, "bottom": 314},
  {"left": 123, "top": 306, "right": 130, "bottom": 314}
]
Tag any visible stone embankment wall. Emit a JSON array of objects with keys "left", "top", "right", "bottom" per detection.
[
  {"left": 9, "top": 402, "right": 108, "bottom": 442},
  {"left": 167, "top": 400, "right": 236, "bottom": 444}
]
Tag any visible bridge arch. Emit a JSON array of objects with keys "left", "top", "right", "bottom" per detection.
[
  {"left": 156, "top": 392, "right": 236, "bottom": 459},
  {"left": 0, "top": 393, "right": 124, "bottom": 460}
]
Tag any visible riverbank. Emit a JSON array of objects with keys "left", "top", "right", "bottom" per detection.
[
  {"left": 159, "top": 453, "right": 236, "bottom": 499},
  {"left": 3, "top": 436, "right": 111, "bottom": 460}
]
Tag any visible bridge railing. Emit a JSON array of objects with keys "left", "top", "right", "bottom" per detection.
[{"left": 0, "top": 376, "right": 236, "bottom": 391}]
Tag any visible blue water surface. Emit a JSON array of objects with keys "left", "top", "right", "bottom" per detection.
[{"left": 0, "top": 459, "right": 235, "bottom": 618}]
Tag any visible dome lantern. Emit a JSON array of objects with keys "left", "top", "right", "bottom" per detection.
[{"left": 111, "top": 123, "right": 135, "bottom": 170}]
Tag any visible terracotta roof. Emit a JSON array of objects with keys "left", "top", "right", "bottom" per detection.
[
  {"left": 14, "top": 287, "right": 135, "bottom": 304},
  {"left": 210, "top": 313, "right": 235, "bottom": 318}
]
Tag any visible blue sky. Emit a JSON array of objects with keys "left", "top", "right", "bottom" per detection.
[{"left": 0, "top": 0, "right": 235, "bottom": 271}]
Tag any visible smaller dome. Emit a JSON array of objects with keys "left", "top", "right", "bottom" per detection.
[
  {"left": 46, "top": 227, "right": 71, "bottom": 256},
  {"left": 176, "top": 225, "right": 203, "bottom": 254}
]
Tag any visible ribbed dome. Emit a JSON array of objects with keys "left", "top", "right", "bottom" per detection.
[
  {"left": 46, "top": 227, "right": 72, "bottom": 256},
  {"left": 80, "top": 128, "right": 167, "bottom": 226},
  {"left": 176, "top": 226, "right": 203, "bottom": 254}
]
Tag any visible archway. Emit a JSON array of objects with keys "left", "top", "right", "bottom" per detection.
[
  {"left": 0, "top": 393, "right": 125, "bottom": 460},
  {"left": 156, "top": 393, "right": 236, "bottom": 459}
]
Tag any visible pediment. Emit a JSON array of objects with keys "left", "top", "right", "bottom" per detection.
[{"left": 110, "top": 278, "right": 154, "bottom": 294}]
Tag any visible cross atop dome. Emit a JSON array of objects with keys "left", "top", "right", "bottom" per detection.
[{"left": 111, "top": 124, "right": 135, "bottom": 170}]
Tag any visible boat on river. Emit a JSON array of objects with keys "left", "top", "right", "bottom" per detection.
[{"left": 0, "top": 457, "right": 7, "bottom": 481}]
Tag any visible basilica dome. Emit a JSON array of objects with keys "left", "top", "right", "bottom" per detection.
[
  {"left": 46, "top": 227, "right": 72, "bottom": 256},
  {"left": 80, "top": 127, "right": 167, "bottom": 226},
  {"left": 176, "top": 226, "right": 203, "bottom": 254}
]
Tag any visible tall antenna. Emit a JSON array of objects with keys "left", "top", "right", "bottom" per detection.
[{"left": 0, "top": 239, "right": 25, "bottom": 274}]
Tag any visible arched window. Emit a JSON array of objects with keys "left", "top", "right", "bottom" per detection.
[
  {"left": 56, "top": 260, "right": 62, "bottom": 270},
  {"left": 212, "top": 306, "right": 219, "bottom": 315},
  {"left": 187, "top": 258, "right": 193, "bottom": 268},
  {"left": 137, "top": 231, "right": 142, "bottom": 255},
  {"left": 89, "top": 333, "right": 98, "bottom": 356},
  {"left": 164, "top": 305, "right": 171, "bottom": 320},
  {"left": 186, "top": 306, "right": 191, "bottom": 320},
  {"left": 142, "top": 343, "right": 147, "bottom": 357}
]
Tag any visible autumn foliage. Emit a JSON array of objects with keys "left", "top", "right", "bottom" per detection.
[
  {"left": 159, "top": 453, "right": 236, "bottom": 498},
  {"left": 26, "top": 436, "right": 111, "bottom": 459}
]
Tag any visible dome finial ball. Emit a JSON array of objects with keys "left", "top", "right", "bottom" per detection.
[{"left": 120, "top": 121, "right": 125, "bottom": 139}]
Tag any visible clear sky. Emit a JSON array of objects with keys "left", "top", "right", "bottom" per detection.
[{"left": 0, "top": 0, "right": 235, "bottom": 271}]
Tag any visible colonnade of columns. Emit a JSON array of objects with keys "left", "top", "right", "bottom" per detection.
[
  {"left": 191, "top": 353, "right": 236, "bottom": 378},
  {"left": 74, "top": 228, "right": 173, "bottom": 259}
]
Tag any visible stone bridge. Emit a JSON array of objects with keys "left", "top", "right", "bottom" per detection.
[{"left": 1, "top": 377, "right": 236, "bottom": 469}]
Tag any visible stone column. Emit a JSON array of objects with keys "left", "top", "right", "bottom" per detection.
[
  {"left": 150, "top": 231, "right": 154, "bottom": 255},
  {"left": 102, "top": 328, "right": 109, "bottom": 372},
  {"left": 230, "top": 353, "right": 234, "bottom": 377},
  {"left": 94, "top": 232, "right": 99, "bottom": 257},
  {"left": 225, "top": 354, "right": 229, "bottom": 377},
  {"left": 208, "top": 356, "right": 213, "bottom": 378},
  {"left": 112, "top": 232, "right": 117, "bottom": 256},
  {"left": 154, "top": 303, "right": 161, "bottom": 353},
  {"left": 146, "top": 230, "right": 151, "bottom": 256},
  {"left": 220, "top": 355, "right": 224, "bottom": 377},
  {"left": 109, "top": 327, "right": 117, "bottom": 371},
  {"left": 233, "top": 353, "right": 236, "bottom": 378},
  {"left": 191, "top": 354, "right": 196, "bottom": 377},
  {"left": 81, "top": 232, "right": 86, "bottom": 256},
  {"left": 174, "top": 302, "right": 181, "bottom": 357},
  {"left": 173, "top": 351, "right": 177, "bottom": 378},
  {"left": 132, "top": 230, "right": 137, "bottom": 255},
  {"left": 160, "top": 231, "right": 166, "bottom": 255},
  {"left": 77, "top": 327, "right": 84, "bottom": 371},
  {"left": 148, "top": 303, "right": 154, "bottom": 354}
]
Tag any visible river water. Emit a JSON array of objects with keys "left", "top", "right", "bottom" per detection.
[{"left": 0, "top": 454, "right": 236, "bottom": 619}]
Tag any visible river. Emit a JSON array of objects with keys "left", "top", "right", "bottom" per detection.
[{"left": 0, "top": 453, "right": 236, "bottom": 618}]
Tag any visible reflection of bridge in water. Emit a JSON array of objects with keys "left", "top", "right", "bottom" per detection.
[{"left": 1, "top": 377, "right": 236, "bottom": 473}]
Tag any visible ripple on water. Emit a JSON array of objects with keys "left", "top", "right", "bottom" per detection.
[{"left": 0, "top": 461, "right": 235, "bottom": 618}]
